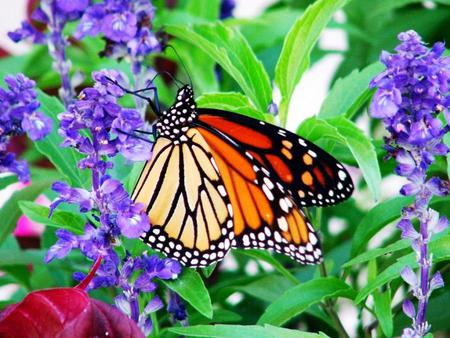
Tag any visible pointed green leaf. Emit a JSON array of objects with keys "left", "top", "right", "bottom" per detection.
[
  {"left": 0, "top": 180, "right": 52, "bottom": 245},
  {"left": 319, "top": 62, "right": 383, "bottom": 119},
  {"left": 373, "top": 288, "right": 393, "bottom": 337},
  {"left": 162, "top": 268, "right": 213, "bottom": 319},
  {"left": 168, "top": 324, "right": 330, "bottom": 338},
  {"left": 275, "top": 0, "right": 349, "bottom": 125},
  {"left": 18, "top": 201, "right": 85, "bottom": 234},
  {"left": 235, "top": 249, "right": 298, "bottom": 285},
  {"left": 257, "top": 277, "right": 356, "bottom": 326},
  {"left": 166, "top": 22, "right": 271, "bottom": 112},
  {"left": 196, "top": 92, "right": 268, "bottom": 120}
]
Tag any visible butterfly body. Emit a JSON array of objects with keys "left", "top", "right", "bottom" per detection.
[{"left": 132, "top": 85, "right": 353, "bottom": 267}]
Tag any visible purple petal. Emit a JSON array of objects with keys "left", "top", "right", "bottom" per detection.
[
  {"left": 400, "top": 266, "right": 418, "bottom": 287},
  {"left": 397, "top": 219, "right": 419, "bottom": 240},
  {"left": 430, "top": 271, "right": 445, "bottom": 291},
  {"left": 402, "top": 299, "right": 415, "bottom": 319}
]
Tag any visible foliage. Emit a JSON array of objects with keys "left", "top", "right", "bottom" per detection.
[{"left": 0, "top": 0, "right": 449, "bottom": 337}]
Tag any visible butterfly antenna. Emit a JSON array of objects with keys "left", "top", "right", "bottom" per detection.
[
  {"left": 150, "top": 71, "right": 183, "bottom": 89},
  {"left": 165, "top": 44, "right": 193, "bottom": 88},
  {"left": 105, "top": 76, "right": 160, "bottom": 115}
]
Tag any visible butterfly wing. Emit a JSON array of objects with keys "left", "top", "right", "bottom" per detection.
[
  {"left": 132, "top": 128, "right": 234, "bottom": 267},
  {"left": 195, "top": 122, "right": 322, "bottom": 264},
  {"left": 198, "top": 109, "right": 354, "bottom": 208}
]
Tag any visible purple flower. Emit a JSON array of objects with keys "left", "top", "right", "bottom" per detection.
[
  {"left": 9, "top": 1, "right": 86, "bottom": 106},
  {"left": 74, "top": 4, "right": 106, "bottom": 39},
  {"left": 8, "top": 21, "right": 45, "bottom": 44},
  {"left": 220, "top": 0, "right": 235, "bottom": 19},
  {"left": 46, "top": 70, "right": 174, "bottom": 332},
  {"left": 371, "top": 30, "right": 450, "bottom": 337},
  {"left": 117, "top": 204, "right": 149, "bottom": 238},
  {"left": 22, "top": 111, "right": 53, "bottom": 140},
  {"left": 50, "top": 181, "right": 93, "bottom": 214},
  {"left": 45, "top": 229, "right": 79, "bottom": 263},
  {"left": 74, "top": 0, "right": 162, "bottom": 99},
  {"left": 128, "top": 27, "right": 161, "bottom": 57},
  {"left": 0, "top": 74, "right": 51, "bottom": 182},
  {"left": 167, "top": 291, "right": 188, "bottom": 325},
  {"left": 0, "top": 153, "right": 30, "bottom": 183},
  {"left": 102, "top": 11, "right": 137, "bottom": 42},
  {"left": 55, "top": 0, "right": 90, "bottom": 14}
]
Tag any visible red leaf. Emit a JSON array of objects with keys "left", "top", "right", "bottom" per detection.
[{"left": 0, "top": 288, "right": 144, "bottom": 338}]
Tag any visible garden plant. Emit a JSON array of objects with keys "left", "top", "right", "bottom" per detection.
[{"left": 0, "top": 0, "right": 449, "bottom": 337}]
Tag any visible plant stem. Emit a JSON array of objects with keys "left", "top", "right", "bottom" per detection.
[
  {"left": 43, "top": 3, "right": 74, "bottom": 106},
  {"left": 75, "top": 255, "right": 103, "bottom": 290},
  {"left": 319, "top": 263, "right": 350, "bottom": 338},
  {"left": 151, "top": 311, "right": 160, "bottom": 337}
]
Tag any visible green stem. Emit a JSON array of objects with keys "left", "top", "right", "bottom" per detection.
[
  {"left": 151, "top": 311, "right": 160, "bottom": 338},
  {"left": 319, "top": 263, "right": 350, "bottom": 338}
]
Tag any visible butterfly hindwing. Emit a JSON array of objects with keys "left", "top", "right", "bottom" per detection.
[
  {"left": 198, "top": 109, "right": 354, "bottom": 208},
  {"left": 132, "top": 128, "right": 234, "bottom": 267},
  {"left": 195, "top": 123, "right": 322, "bottom": 264}
]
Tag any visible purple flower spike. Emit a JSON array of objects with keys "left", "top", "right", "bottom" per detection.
[
  {"left": 45, "top": 69, "right": 182, "bottom": 330},
  {"left": 0, "top": 74, "right": 51, "bottom": 182},
  {"left": 371, "top": 30, "right": 449, "bottom": 337}
]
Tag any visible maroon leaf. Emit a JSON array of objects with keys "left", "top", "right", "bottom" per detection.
[{"left": 0, "top": 288, "right": 144, "bottom": 338}]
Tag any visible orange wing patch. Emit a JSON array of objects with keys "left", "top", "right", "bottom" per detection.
[
  {"left": 197, "top": 125, "right": 322, "bottom": 265},
  {"left": 199, "top": 115, "right": 272, "bottom": 149}
]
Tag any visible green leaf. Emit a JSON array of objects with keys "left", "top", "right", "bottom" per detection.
[
  {"left": 373, "top": 288, "right": 393, "bottom": 337},
  {"left": 18, "top": 201, "right": 85, "bottom": 234},
  {"left": 257, "top": 277, "right": 356, "bottom": 326},
  {"left": 36, "top": 91, "right": 90, "bottom": 188},
  {"left": 186, "top": 0, "right": 220, "bottom": 21},
  {"left": 343, "top": 239, "right": 410, "bottom": 268},
  {"left": 0, "top": 180, "right": 52, "bottom": 246},
  {"left": 202, "top": 263, "right": 217, "bottom": 278},
  {"left": 235, "top": 274, "right": 295, "bottom": 303},
  {"left": 0, "top": 175, "right": 18, "bottom": 190},
  {"left": 368, "top": 0, "right": 450, "bottom": 18},
  {"left": 275, "top": 0, "right": 349, "bottom": 126},
  {"left": 166, "top": 22, "right": 272, "bottom": 112},
  {"left": 235, "top": 249, "right": 298, "bottom": 285},
  {"left": 196, "top": 92, "right": 269, "bottom": 120},
  {"left": 355, "top": 235, "right": 450, "bottom": 304},
  {"left": 297, "top": 116, "right": 381, "bottom": 200},
  {"left": 162, "top": 268, "right": 213, "bottom": 319},
  {"left": 445, "top": 133, "right": 450, "bottom": 179},
  {"left": 230, "top": 8, "right": 303, "bottom": 52},
  {"left": 0, "top": 56, "right": 28, "bottom": 82},
  {"left": 168, "top": 324, "right": 329, "bottom": 338},
  {"left": 318, "top": 62, "right": 383, "bottom": 119},
  {"left": 350, "top": 196, "right": 414, "bottom": 257},
  {"left": 0, "top": 249, "right": 46, "bottom": 266}
]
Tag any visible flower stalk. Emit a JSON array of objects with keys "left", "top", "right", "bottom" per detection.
[{"left": 370, "top": 30, "right": 449, "bottom": 337}]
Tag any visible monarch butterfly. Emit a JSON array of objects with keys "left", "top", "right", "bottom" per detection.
[{"left": 130, "top": 85, "right": 354, "bottom": 268}]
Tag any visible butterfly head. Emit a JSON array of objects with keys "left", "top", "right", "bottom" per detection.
[{"left": 157, "top": 85, "right": 197, "bottom": 140}]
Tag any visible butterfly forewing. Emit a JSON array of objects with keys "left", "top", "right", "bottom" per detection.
[
  {"left": 132, "top": 128, "right": 234, "bottom": 267},
  {"left": 195, "top": 123, "right": 322, "bottom": 264},
  {"left": 198, "top": 109, "right": 354, "bottom": 208}
]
